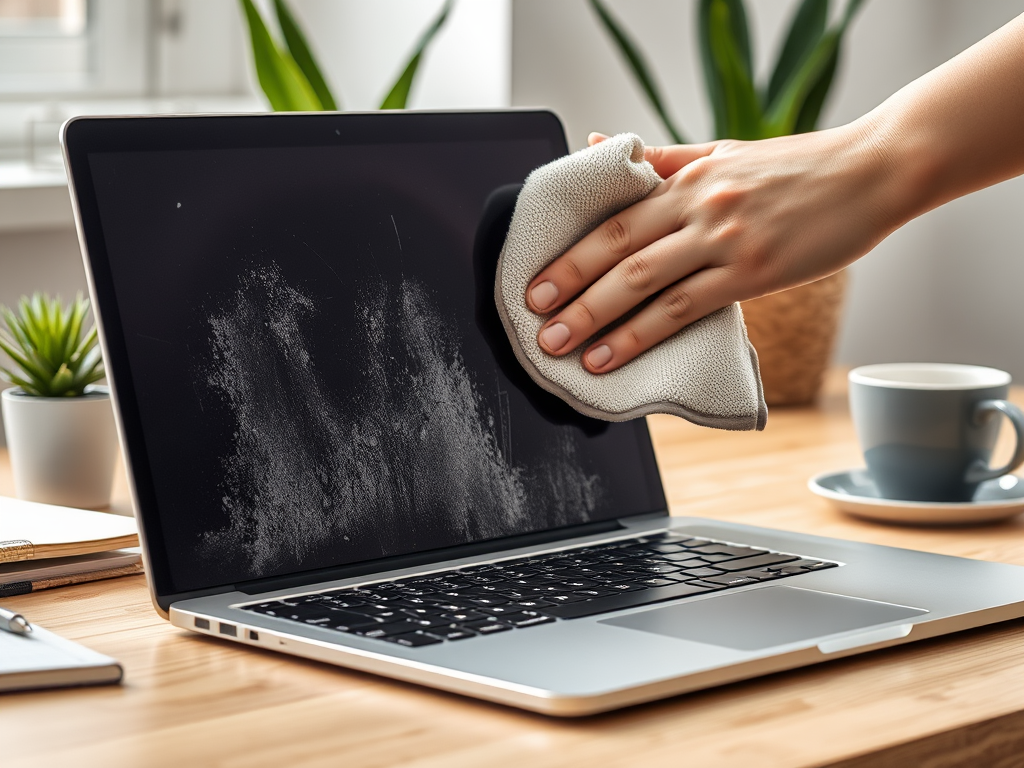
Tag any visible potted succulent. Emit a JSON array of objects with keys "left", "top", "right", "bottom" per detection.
[
  {"left": 0, "top": 293, "right": 118, "bottom": 509},
  {"left": 591, "top": 0, "right": 865, "bottom": 405}
]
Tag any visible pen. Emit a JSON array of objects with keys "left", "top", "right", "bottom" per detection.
[{"left": 0, "top": 605, "right": 32, "bottom": 635}]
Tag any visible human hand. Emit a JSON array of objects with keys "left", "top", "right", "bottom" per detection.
[{"left": 525, "top": 123, "right": 903, "bottom": 374}]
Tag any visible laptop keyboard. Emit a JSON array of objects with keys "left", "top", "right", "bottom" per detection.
[{"left": 241, "top": 532, "right": 838, "bottom": 648}]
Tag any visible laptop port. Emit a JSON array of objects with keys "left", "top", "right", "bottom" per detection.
[
  {"left": 219, "top": 622, "right": 237, "bottom": 637},
  {"left": 194, "top": 617, "right": 210, "bottom": 630}
]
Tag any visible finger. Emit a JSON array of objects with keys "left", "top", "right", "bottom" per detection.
[
  {"left": 525, "top": 184, "right": 684, "bottom": 315},
  {"left": 588, "top": 132, "right": 609, "bottom": 146},
  {"left": 581, "top": 268, "right": 734, "bottom": 374},
  {"left": 536, "top": 229, "right": 701, "bottom": 356},
  {"left": 643, "top": 142, "right": 717, "bottom": 179}
]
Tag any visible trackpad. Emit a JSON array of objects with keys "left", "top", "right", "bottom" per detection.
[{"left": 601, "top": 586, "right": 927, "bottom": 651}]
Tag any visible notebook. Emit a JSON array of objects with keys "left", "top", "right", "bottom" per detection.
[
  {"left": 0, "top": 496, "right": 138, "bottom": 562},
  {"left": 0, "top": 622, "right": 123, "bottom": 693}
]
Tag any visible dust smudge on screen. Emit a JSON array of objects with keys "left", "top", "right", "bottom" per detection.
[{"left": 198, "top": 263, "right": 604, "bottom": 577}]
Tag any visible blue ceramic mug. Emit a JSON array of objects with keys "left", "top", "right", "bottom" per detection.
[{"left": 849, "top": 363, "right": 1024, "bottom": 502}]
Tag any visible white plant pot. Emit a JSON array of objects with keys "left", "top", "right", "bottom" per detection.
[{"left": 1, "top": 386, "right": 119, "bottom": 509}]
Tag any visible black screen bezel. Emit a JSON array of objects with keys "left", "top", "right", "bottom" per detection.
[{"left": 62, "top": 110, "right": 669, "bottom": 610}]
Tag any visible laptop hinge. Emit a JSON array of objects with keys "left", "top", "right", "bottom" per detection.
[{"left": 236, "top": 518, "right": 629, "bottom": 596}]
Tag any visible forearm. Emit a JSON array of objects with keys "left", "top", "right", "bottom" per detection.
[{"left": 861, "top": 12, "right": 1024, "bottom": 229}]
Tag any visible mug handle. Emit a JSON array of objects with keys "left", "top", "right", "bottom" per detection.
[{"left": 964, "top": 399, "right": 1024, "bottom": 483}]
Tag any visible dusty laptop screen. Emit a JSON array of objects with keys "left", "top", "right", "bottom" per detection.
[{"left": 87, "top": 136, "right": 664, "bottom": 592}]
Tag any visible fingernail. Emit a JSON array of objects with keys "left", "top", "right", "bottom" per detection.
[
  {"left": 530, "top": 281, "right": 559, "bottom": 311},
  {"left": 539, "top": 322, "right": 571, "bottom": 352},
  {"left": 588, "top": 132, "right": 609, "bottom": 144},
  {"left": 587, "top": 344, "right": 613, "bottom": 369}
]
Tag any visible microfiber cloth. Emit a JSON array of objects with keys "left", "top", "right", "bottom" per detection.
[{"left": 495, "top": 133, "right": 767, "bottom": 431}]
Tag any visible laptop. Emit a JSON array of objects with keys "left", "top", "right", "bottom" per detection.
[{"left": 62, "top": 110, "right": 1024, "bottom": 716}]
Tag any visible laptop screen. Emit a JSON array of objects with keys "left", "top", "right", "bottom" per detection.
[{"left": 68, "top": 113, "right": 667, "bottom": 596}]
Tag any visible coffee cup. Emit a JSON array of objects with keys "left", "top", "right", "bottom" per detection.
[{"left": 849, "top": 363, "right": 1024, "bottom": 502}]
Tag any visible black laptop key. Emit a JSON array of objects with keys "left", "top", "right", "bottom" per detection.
[
  {"left": 463, "top": 619, "right": 513, "bottom": 635},
  {"left": 467, "top": 596, "right": 508, "bottom": 607},
  {"left": 498, "top": 612, "right": 556, "bottom": 628},
  {"left": 702, "top": 574, "right": 760, "bottom": 587},
  {"left": 604, "top": 582, "right": 646, "bottom": 592},
  {"left": 477, "top": 604, "right": 518, "bottom": 615},
  {"left": 714, "top": 553, "right": 801, "bottom": 572},
  {"left": 572, "top": 586, "right": 621, "bottom": 597},
  {"left": 552, "top": 578, "right": 599, "bottom": 589},
  {"left": 400, "top": 607, "right": 443, "bottom": 619},
  {"left": 660, "top": 554, "right": 712, "bottom": 565},
  {"left": 628, "top": 563, "right": 684, "bottom": 574},
  {"left": 425, "top": 627, "right": 477, "bottom": 641},
  {"left": 386, "top": 631, "right": 443, "bottom": 647},
  {"left": 734, "top": 568, "right": 786, "bottom": 581},
  {"left": 273, "top": 604, "right": 336, "bottom": 622},
  {"left": 440, "top": 610, "right": 488, "bottom": 622},
  {"left": 630, "top": 577, "right": 682, "bottom": 588},
  {"left": 323, "top": 611, "right": 383, "bottom": 631},
  {"left": 680, "top": 566, "right": 725, "bottom": 578},
  {"left": 511, "top": 599, "right": 554, "bottom": 610},
  {"left": 545, "top": 580, "right": 720, "bottom": 619},
  {"left": 322, "top": 597, "right": 367, "bottom": 610},
  {"left": 356, "top": 620, "right": 426, "bottom": 638},
  {"left": 544, "top": 593, "right": 590, "bottom": 604}
]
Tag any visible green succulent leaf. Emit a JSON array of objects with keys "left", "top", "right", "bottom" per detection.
[
  {"left": 239, "top": 0, "right": 321, "bottom": 112},
  {"left": 380, "top": 0, "right": 453, "bottom": 110},
  {"left": 705, "top": 0, "right": 763, "bottom": 140},
  {"left": 0, "top": 292, "right": 105, "bottom": 398},
  {"left": 767, "top": 0, "right": 828, "bottom": 107},
  {"left": 273, "top": 0, "right": 338, "bottom": 111},
  {"left": 588, "top": 0, "right": 688, "bottom": 144}
]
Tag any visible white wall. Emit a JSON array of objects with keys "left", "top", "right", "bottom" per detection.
[
  {"left": 511, "top": 0, "right": 1024, "bottom": 379},
  {"left": 282, "top": 0, "right": 511, "bottom": 110}
]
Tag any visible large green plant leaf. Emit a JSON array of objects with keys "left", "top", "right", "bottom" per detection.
[
  {"left": 763, "top": 0, "right": 865, "bottom": 136},
  {"left": 588, "top": 0, "right": 688, "bottom": 144},
  {"left": 239, "top": 0, "right": 321, "bottom": 111},
  {"left": 699, "top": 0, "right": 754, "bottom": 139},
  {"left": 792, "top": 45, "right": 838, "bottom": 133},
  {"left": 273, "top": 0, "right": 337, "bottom": 111},
  {"left": 706, "top": 0, "right": 763, "bottom": 139},
  {"left": 767, "top": 0, "right": 827, "bottom": 106},
  {"left": 379, "top": 0, "right": 453, "bottom": 110}
]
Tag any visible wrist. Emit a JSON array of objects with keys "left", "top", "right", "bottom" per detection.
[{"left": 848, "top": 102, "right": 944, "bottom": 234}]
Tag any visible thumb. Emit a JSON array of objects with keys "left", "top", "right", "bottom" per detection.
[
  {"left": 587, "top": 132, "right": 717, "bottom": 178},
  {"left": 644, "top": 142, "right": 717, "bottom": 178}
]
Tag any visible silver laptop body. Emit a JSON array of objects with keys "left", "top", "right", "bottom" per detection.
[{"left": 63, "top": 111, "right": 1024, "bottom": 716}]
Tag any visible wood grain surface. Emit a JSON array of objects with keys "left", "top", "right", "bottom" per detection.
[{"left": 3, "top": 371, "right": 1024, "bottom": 768}]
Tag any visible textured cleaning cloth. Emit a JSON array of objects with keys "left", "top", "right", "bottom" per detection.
[{"left": 495, "top": 133, "right": 767, "bottom": 431}]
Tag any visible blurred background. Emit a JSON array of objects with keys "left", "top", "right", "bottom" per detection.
[{"left": 1, "top": 0, "right": 1023, "bottom": 443}]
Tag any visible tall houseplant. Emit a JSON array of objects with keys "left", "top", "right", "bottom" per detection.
[
  {"left": 0, "top": 294, "right": 118, "bottom": 508},
  {"left": 591, "top": 0, "right": 866, "bottom": 405},
  {"left": 239, "top": 0, "right": 453, "bottom": 112}
]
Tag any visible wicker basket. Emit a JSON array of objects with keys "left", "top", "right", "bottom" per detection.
[{"left": 741, "top": 271, "right": 848, "bottom": 406}]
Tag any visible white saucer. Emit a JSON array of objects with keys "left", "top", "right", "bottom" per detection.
[{"left": 808, "top": 468, "right": 1024, "bottom": 525}]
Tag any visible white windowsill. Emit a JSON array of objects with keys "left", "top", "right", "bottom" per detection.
[{"left": 0, "top": 160, "right": 73, "bottom": 232}]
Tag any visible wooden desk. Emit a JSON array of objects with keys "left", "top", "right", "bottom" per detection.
[{"left": 4, "top": 372, "right": 1024, "bottom": 767}]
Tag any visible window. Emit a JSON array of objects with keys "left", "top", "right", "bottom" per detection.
[{"left": 0, "top": 0, "right": 89, "bottom": 93}]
